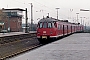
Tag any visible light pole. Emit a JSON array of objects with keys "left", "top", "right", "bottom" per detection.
[
  {"left": 80, "top": 9, "right": 90, "bottom": 32},
  {"left": 56, "top": 8, "right": 60, "bottom": 19},
  {"left": 80, "top": 17, "right": 83, "bottom": 25},
  {"left": 25, "top": 8, "right": 28, "bottom": 33},
  {"left": 76, "top": 13, "right": 79, "bottom": 23},
  {"left": 70, "top": 9, "right": 73, "bottom": 22},
  {"left": 29, "top": 3, "right": 33, "bottom": 31},
  {"left": 7, "top": 16, "right": 10, "bottom": 32},
  {"left": 80, "top": 17, "right": 85, "bottom": 25}
]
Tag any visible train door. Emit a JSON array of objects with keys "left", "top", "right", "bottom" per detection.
[
  {"left": 57, "top": 23, "right": 63, "bottom": 36},
  {"left": 74, "top": 26, "right": 76, "bottom": 32},
  {"left": 74, "top": 26, "right": 75, "bottom": 33},
  {"left": 57, "top": 24, "right": 60, "bottom": 35},
  {"left": 60, "top": 24, "right": 63, "bottom": 36},
  {"left": 67, "top": 25, "right": 68, "bottom": 34},
  {"left": 63, "top": 25, "right": 64, "bottom": 36},
  {"left": 71, "top": 25, "right": 72, "bottom": 33}
]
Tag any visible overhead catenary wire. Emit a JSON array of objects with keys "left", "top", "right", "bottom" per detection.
[
  {"left": 15, "top": 0, "right": 69, "bottom": 19},
  {"left": 11, "top": 0, "right": 72, "bottom": 22},
  {"left": 32, "top": 0, "right": 70, "bottom": 19}
]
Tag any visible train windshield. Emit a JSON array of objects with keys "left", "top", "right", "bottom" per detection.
[
  {"left": 48, "top": 22, "right": 52, "bottom": 28},
  {"left": 38, "top": 22, "right": 55, "bottom": 28},
  {"left": 39, "top": 23, "right": 43, "bottom": 28},
  {"left": 43, "top": 22, "right": 47, "bottom": 28},
  {"left": 48, "top": 22, "right": 55, "bottom": 28},
  {"left": 39, "top": 22, "right": 47, "bottom": 28},
  {"left": 52, "top": 22, "right": 55, "bottom": 28}
]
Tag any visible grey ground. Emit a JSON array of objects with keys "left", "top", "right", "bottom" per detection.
[{"left": 8, "top": 33, "right": 90, "bottom": 60}]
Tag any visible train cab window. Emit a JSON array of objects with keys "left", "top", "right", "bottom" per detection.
[
  {"left": 48, "top": 22, "right": 52, "bottom": 28},
  {"left": 52, "top": 22, "right": 55, "bottom": 28},
  {"left": 39, "top": 23, "right": 43, "bottom": 28},
  {"left": 43, "top": 22, "right": 47, "bottom": 28},
  {"left": 54, "top": 22, "right": 57, "bottom": 28}
]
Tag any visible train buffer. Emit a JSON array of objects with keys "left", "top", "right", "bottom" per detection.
[{"left": 7, "top": 33, "right": 90, "bottom": 60}]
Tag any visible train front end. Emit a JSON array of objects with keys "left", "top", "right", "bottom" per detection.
[{"left": 37, "top": 18, "right": 57, "bottom": 43}]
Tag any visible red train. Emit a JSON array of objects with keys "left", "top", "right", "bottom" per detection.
[{"left": 37, "top": 16, "right": 84, "bottom": 43}]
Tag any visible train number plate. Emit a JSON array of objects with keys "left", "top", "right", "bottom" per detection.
[{"left": 42, "top": 36, "right": 47, "bottom": 39}]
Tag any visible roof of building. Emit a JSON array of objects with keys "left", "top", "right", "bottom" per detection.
[{"left": 2, "top": 8, "right": 25, "bottom": 11}]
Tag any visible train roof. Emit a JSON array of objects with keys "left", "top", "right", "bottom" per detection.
[
  {"left": 38, "top": 17, "right": 83, "bottom": 26},
  {"left": 38, "top": 17, "right": 70, "bottom": 24},
  {"left": 38, "top": 17, "right": 57, "bottom": 23}
]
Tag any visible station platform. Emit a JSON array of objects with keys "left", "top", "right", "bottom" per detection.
[
  {"left": 0, "top": 32, "right": 27, "bottom": 37},
  {"left": 0, "top": 31, "right": 36, "bottom": 37},
  {"left": 7, "top": 33, "right": 90, "bottom": 60}
]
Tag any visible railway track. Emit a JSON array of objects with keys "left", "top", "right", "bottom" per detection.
[
  {"left": 0, "top": 33, "right": 36, "bottom": 45},
  {"left": 1, "top": 43, "right": 42, "bottom": 60},
  {"left": 0, "top": 33, "right": 43, "bottom": 60}
]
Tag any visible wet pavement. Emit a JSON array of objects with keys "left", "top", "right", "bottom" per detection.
[{"left": 7, "top": 33, "right": 90, "bottom": 60}]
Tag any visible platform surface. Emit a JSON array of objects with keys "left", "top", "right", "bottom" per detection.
[
  {"left": 7, "top": 33, "right": 90, "bottom": 60},
  {"left": 0, "top": 31, "right": 36, "bottom": 37}
]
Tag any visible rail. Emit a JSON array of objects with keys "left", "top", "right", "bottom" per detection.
[
  {"left": 0, "top": 33, "right": 41, "bottom": 60},
  {"left": 0, "top": 33, "right": 36, "bottom": 45}
]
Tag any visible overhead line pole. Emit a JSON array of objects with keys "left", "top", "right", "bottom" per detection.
[
  {"left": 25, "top": 8, "right": 28, "bottom": 33},
  {"left": 31, "top": 3, "right": 33, "bottom": 31},
  {"left": 56, "top": 8, "right": 60, "bottom": 20},
  {"left": 76, "top": 13, "right": 79, "bottom": 23}
]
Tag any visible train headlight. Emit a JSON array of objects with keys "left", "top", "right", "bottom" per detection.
[
  {"left": 37, "top": 32, "right": 40, "bottom": 34},
  {"left": 50, "top": 31, "right": 53, "bottom": 34}
]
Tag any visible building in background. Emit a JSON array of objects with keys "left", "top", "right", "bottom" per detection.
[
  {"left": 0, "top": 9, "right": 7, "bottom": 32},
  {"left": 0, "top": 8, "right": 24, "bottom": 32},
  {"left": 22, "top": 23, "right": 37, "bottom": 32}
]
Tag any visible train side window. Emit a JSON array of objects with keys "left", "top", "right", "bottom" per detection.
[
  {"left": 64, "top": 25, "right": 66, "bottom": 30},
  {"left": 58, "top": 24, "right": 60, "bottom": 30}
]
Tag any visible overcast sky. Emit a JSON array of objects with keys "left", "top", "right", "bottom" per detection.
[{"left": 0, "top": 0, "right": 90, "bottom": 25}]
